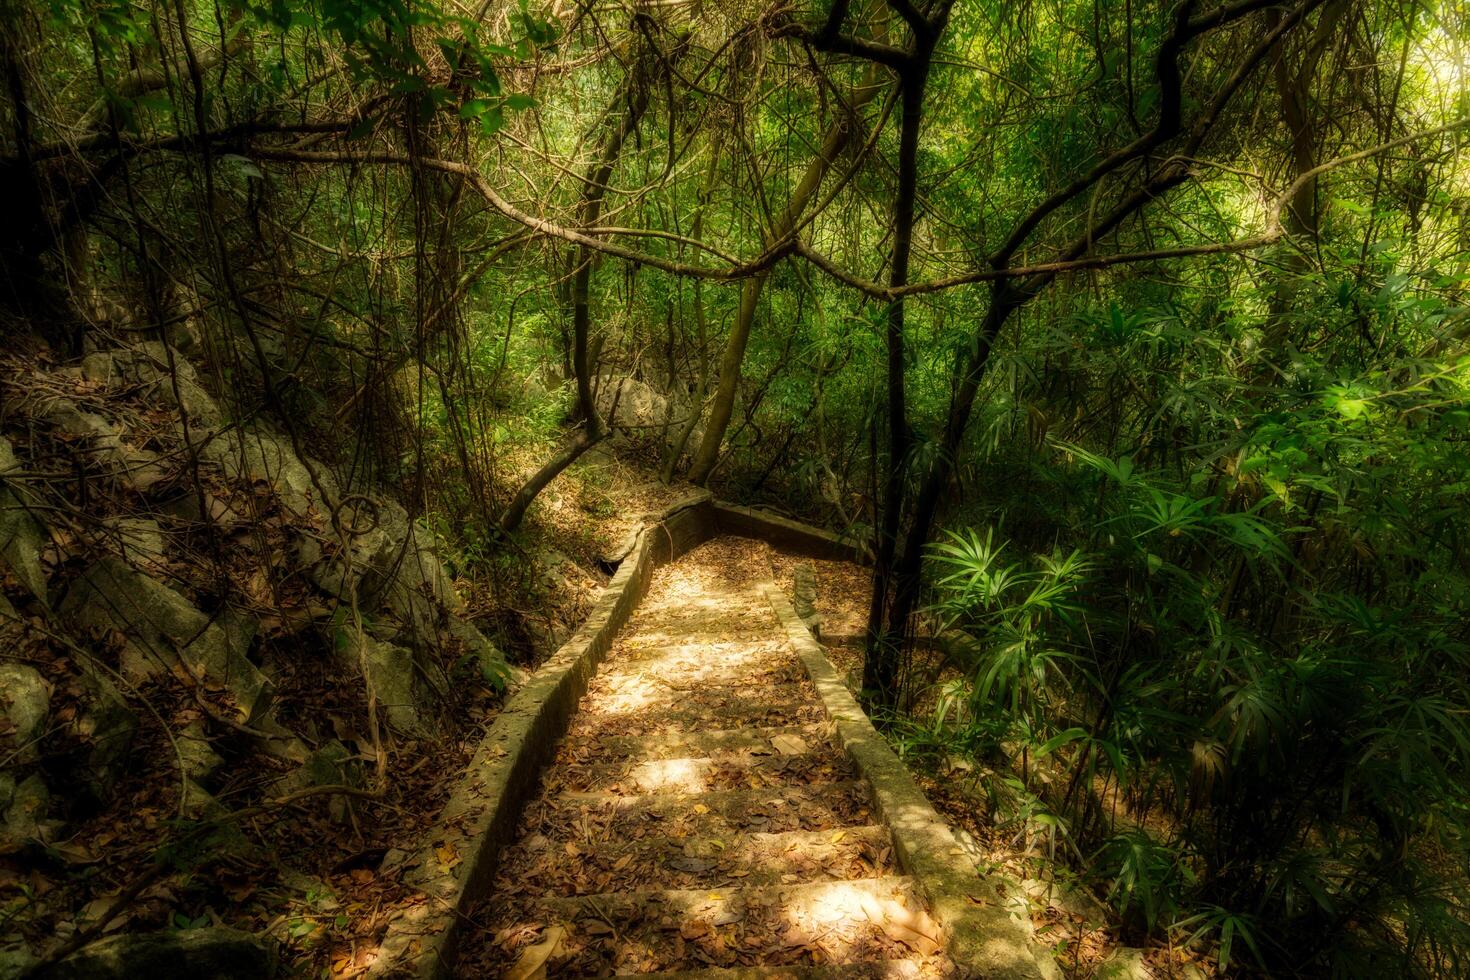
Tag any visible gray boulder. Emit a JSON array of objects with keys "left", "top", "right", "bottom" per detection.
[
  {"left": 1094, "top": 948, "right": 1155, "bottom": 980},
  {"left": 296, "top": 496, "right": 410, "bottom": 601},
  {"left": 0, "top": 663, "right": 49, "bottom": 765},
  {"left": 447, "top": 618, "right": 512, "bottom": 689},
  {"left": 595, "top": 374, "right": 703, "bottom": 450},
  {"left": 0, "top": 937, "right": 38, "bottom": 976},
  {"left": 339, "top": 633, "right": 432, "bottom": 738},
  {"left": 197, "top": 426, "right": 336, "bottom": 519},
  {"left": 35, "top": 399, "right": 167, "bottom": 491},
  {"left": 271, "top": 739, "right": 355, "bottom": 797},
  {"left": 81, "top": 342, "right": 221, "bottom": 426},
  {"left": 0, "top": 438, "right": 48, "bottom": 601},
  {"left": 36, "top": 926, "right": 275, "bottom": 979},
  {"left": 0, "top": 772, "right": 50, "bottom": 853},
  {"left": 71, "top": 661, "right": 139, "bottom": 801},
  {"left": 300, "top": 499, "right": 457, "bottom": 625},
  {"left": 271, "top": 739, "right": 358, "bottom": 822},
  {"left": 380, "top": 525, "right": 462, "bottom": 638},
  {"left": 175, "top": 721, "right": 223, "bottom": 782},
  {"left": 60, "top": 558, "right": 271, "bottom": 723},
  {"left": 100, "top": 516, "right": 167, "bottom": 570},
  {"left": 301, "top": 498, "right": 505, "bottom": 682}
]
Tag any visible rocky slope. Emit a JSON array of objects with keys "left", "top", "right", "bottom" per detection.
[{"left": 0, "top": 332, "right": 517, "bottom": 975}]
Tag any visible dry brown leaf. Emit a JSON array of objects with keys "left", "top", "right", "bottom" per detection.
[
  {"left": 857, "top": 892, "right": 943, "bottom": 956},
  {"left": 770, "top": 733, "right": 809, "bottom": 755},
  {"left": 504, "top": 923, "right": 568, "bottom": 980}
]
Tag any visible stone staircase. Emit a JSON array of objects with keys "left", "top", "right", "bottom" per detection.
[{"left": 456, "top": 540, "right": 951, "bottom": 977}]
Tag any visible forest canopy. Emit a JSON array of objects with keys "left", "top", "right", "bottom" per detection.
[{"left": 2, "top": 0, "right": 1470, "bottom": 975}]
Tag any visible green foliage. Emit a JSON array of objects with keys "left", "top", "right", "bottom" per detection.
[
  {"left": 13, "top": 0, "right": 1470, "bottom": 970},
  {"left": 917, "top": 273, "right": 1470, "bottom": 970}
]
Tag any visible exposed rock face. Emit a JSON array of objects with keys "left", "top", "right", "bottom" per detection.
[
  {"left": 0, "top": 663, "right": 49, "bottom": 765},
  {"left": 81, "top": 342, "right": 222, "bottom": 426},
  {"left": 340, "top": 633, "right": 432, "bottom": 738},
  {"left": 0, "top": 437, "right": 49, "bottom": 601},
  {"left": 70, "top": 662, "right": 139, "bottom": 801},
  {"left": 197, "top": 425, "right": 337, "bottom": 519},
  {"left": 0, "top": 773, "right": 50, "bottom": 852},
  {"left": 100, "top": 516, "right": 167, "bottom": 570},
  {"left": 34, "top": 399, "right": 167, "bottom": 491},
  {"left": 60, "top": 558, "right": 272, "bottom": 723},
  {"left": 35, "top": 926, "right": 276, "bottom": 979}
]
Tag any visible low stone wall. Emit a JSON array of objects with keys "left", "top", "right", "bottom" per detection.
[
  {"left": 368, "top": 493, "right": 715, "bottom": 979},
  {"left": 760, "top": 582, "right": 1053, "bottom": 980},
  {"left": 713, "top": 501, "right": 867, "bottom": 563}
]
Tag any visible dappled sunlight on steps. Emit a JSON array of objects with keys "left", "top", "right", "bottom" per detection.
[{"left": 454, "top": 538, "right": 956, "bottom": 976}]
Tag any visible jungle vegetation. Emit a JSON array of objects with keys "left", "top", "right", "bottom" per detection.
[{"left": 3, "top": 0, "right": 1469, "bottom": 974}]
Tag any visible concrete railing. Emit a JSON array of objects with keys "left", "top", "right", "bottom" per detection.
[{"left": 366, "top": 493, "right": 717, "bottom": 978}]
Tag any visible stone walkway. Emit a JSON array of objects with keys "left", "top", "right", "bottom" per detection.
[{"left": 455, "top": 538, "right": 954, "bottom": 977}]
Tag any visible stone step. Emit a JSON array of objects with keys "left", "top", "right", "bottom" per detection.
[
  {"left": 581, "top": 677, "right": 813, "bottom": 719},
  {"left": 591, "top": 696, "right": 827, "bottom": 736},
  {"left": 593, "top": 667, "right": 810, "bottom": 695},
  {"left": 491, "top": 825, "right": 894, "bottom": 897},
  {"left": 480, "top": 877, "right": 945, "bottom": 976},
  {"left": 556, "top": 748, "right": 855, "bottom": 796},
  {"left": 541, "top": 780, "right": 875, "bottom": 841},
  {"left": 615, "top": 638, "right": 789, "bottom": 659},
  {"left": 595, "top": 646, "right": 807, "bottom": 690},
  {"left": 597, "top": 723, "right": 828, "bottom": 760},
  {"left": 620, "top": 960, "right": 930, "bottom": 979},
  {"left": 622, "top": 625, "right": 783, "bottom": 645}
]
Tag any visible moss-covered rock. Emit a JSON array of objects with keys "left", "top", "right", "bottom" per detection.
[
  {"left": 0, "top": 663, "right": 49, "bottom": 765},
  {"left": 60, "top": 558, "right": 272, "bottom": 723}
]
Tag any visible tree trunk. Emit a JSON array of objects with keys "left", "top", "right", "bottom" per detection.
[
  {"left": 662, "top": 135, "right": 724, "bottom": 482},
  {"left": 501, "top": 21, "right": 684, "bottom": 531},
  {"left": 861, "top": 4, "right": 950, "bottom": 707},
  {"left": 882, "top": 282, "right": 1023, "bottom": 675},
  {"left": 685, "top": 65, "right": 885, "bottom": 485}
]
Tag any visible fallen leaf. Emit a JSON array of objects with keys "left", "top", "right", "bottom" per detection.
[
  {"left": 857, "top": 892, "right": 943, "bottom": 956},
  {"left": 770, "top": 734, "right": 809, "bottom": 755},
  {"left": 505, "top": 923, "right": 567, "bottom": 980}
]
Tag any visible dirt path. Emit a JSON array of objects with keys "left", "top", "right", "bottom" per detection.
[{"left": 456, "top": 538, "right": 953, "bottom": 977}]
